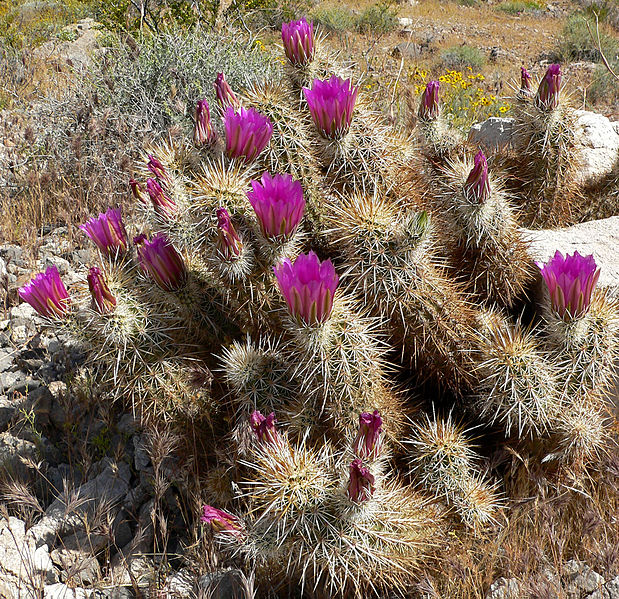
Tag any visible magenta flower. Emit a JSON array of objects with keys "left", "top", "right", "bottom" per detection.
[
  {"left": 273, "top": 251, "right": 339, "bottom": 325},
  {"left": 87, "top": 266, "right": 116, "bottom": 314},
  {"left": 281, "top": 18, "right": 315, "bottom": 67},
  {"left": 18, "top": 266, "right": 70, "bottom": 319},
  {"left": 247, "top": 172, "right": 305, "bottom": 239},
  {"left": 418, "top": 80, "right": 440, "bottom": 121},
  {"left": 130, "top": 178, "right": 148, "bottom": 205},
  {"left": 214, "top": 72, "right": 240, "bottom": 111},
  {"left": 535, "top": 64, "right": 561, "bottom": 111},
  {"left": 216, "top": 208, "right": 243, "bottom": 260},
  {"left": 147, "top": 154, "right": 170, "bottom": 185},
  {"left": 80, "top": 207, "right": 129, "bottom": 256},
  {"left": 147, "top": 178, "right": 177, "bottom": 218},
  {"left": 463, "top": 151, "right": 491, "bottom": 204},
  {"left": 193, "top": 99, "right": 216, "bottom": 147},
  {"left": 134, "top": 233, "right": 188, "bottom": 292},
  {"left": 201, "top": 505, "right": 243, "bottom": 538},
  {"left": 353, "top": 410, "right": 383, "bottom": 460},
  {"left": 520, "top": 67, "right": 533, "bottom": 95},
  {"left": 303, "top": 75, "right": 359, "bottom": 139},
  {"left": 539, "top": 251, "right": 600, "bottom": 321},
  {"left": 347, "top": 459, "right": 375, "bottom": 503},
  {"left": 249, "top": 410, "right": 280, "bottom": 445},
  {"left": 224, "top": 106, "right": 273, "bottom": 163}
]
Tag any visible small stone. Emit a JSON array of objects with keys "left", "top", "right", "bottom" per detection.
[
  {"left": 562, "top": 559, "right": 605, "bottom": 599},
  {"left": 198, "top": 569, "right": 249, "bottom": 599},
  {"left": 485, "top": 577, "right": 520, "bottom": 599},
  {"left": 50, "top": 548, "right": 100, "bottom": 586},
  {"left": 44, "top": 583, "right": 92, "bottom": 599},
  {"left": 0, "top": 432, "right": 38, "bottom": 474}
]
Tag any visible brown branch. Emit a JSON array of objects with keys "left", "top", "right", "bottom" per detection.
[{"left": 586, "top": 13, "right": 619, "bottom": 82}]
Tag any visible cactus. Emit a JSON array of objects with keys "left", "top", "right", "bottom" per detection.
[{"left": 17, "top": 22, "right": 619, "bottom": 598}]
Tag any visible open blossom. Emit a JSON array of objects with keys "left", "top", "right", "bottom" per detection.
[
  {"left": 353, "top": 410, "right": 383, "bottom": 460},
  {"left": 247, "top": 172, "right": 305, "bottom": 239},
  {"left": 18, "top": 266, "right": 70, "bottom": 319},
  {"left": 146, "top": 178, "right": 177, "bottom": 218},
  {"left": 147, "top": 154, "right": 170, "bottom": 185},
  {"left": 250, "top": 410, "right": 279, "bottom": 445},
  {"left": 214, "top": 72, "right": 240, "bottom": 111},
  {"left": 418, "top": 80, "right": 440, "bottom": 121},
  {"left": 347, "top": 459, "right": 375, "bottom": 503},
  {"left": 80, "top": 207, "right": 128, "bottom": 256},
  {"left": 535, "top": 64, "right": 561, "bottom": 111},
  {"left": 463, "top": 151, "right": 491, "bottom": 204},
  {"left": 134, "top": 233, "right": 188, "bottom": 292},
  {"left": 539, "top": 250, "right": 600, "bottom": 321},
  {"left": 281, "top": 18, "right": 315, "bottom": 67},
  {"left": 87, "top": 267, "right": 116, "bottom": 314},
  {"left": 224, "top": 106, "right": 273, "bottom": 163},
  {"left": 216, "top": 208, "right": 243, "bottom": 260},
  {"left": 201, "top": 505, "right": 243, "bottom": 538},
  {"left": 520, "top": 67, "right": 533, "bottom": 95},
  {"left": 273, "top": 251, "right": 339, "bottom": 325},
  {"left": 303, "top": 75, "right": 359, "bottom": 139},
  {"left": 193, "top": 99, "right": 216, "bottom": 147}
]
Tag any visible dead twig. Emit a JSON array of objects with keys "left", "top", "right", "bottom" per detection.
[{"left": 586, "top": 13, "right": 619, "bottom": 82}]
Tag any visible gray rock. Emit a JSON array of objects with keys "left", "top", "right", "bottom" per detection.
[
  {"left": 562, "top": 560, "right": 605, "bottom": 599},
  {"left": 44, "top": 583, "right": 92, "bottom": 599},
  {"left": 523, "top": 216, "right": 619, "bottom": 291},
  {"left": 0, "top": 348, "right": 14, "bottom": 373},
  {"left": 50, "top": 548, "right": 100, "bottom": 586},
  {"left": 164, "top": 568, "right": 196, "bottom": 596},
  {"left": 0, "top": 394, "right": 28, "bottom": 430},
  {"left": 133, "top": 435, "right": 150, "bottom": 471},
  {"left": 27, "top": 462, "right": 131, "bottom": 548},
  {"left": 468, "top": 117, "right": 515, "bottom": 152},
  {"left": 607, "top": 576, "right": 619, "bottom": 599},
  {"left": 0, "top": 516, "right": 57, "bottom": 598},
  {"left": 0, "top": 431, "right": 38, "bottom": 474},
  {"left": 485, "top": 577, "right": 521, "bottom": 599},
  {"left": 90, "top": 588, "right": 135, "bottom": 599}
]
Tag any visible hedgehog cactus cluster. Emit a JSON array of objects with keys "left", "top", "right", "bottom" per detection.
[{"left": 18, "top": 20, "right": 619, "bottom": 598}]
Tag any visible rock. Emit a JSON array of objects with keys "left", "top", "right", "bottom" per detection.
[
  {"left": 562, "top": 560, "right": 605, "bottom": 599},
  {"left": 468, "top": 111, "right": 619, "bottom": 186},
  {"left": 398, "top": 17, "right": 414, "bottom": 28},
  {"left": 164, "top": 568, "right": 196, "bottom": 596},
  {"left": 33, "top": 19, "right": 104, "bottom": 72},
  {"left": 523, "top": 216, "right": 619, "bottom": 291},
  {"left": 198, "top": 569, "right": 250, "bottom": 599},
  {"left": 392, "top": 41, "right": 422, "bottom": 59},
  {"left": 468, "top": 117, "right": 515, "bottom": 152},
  {"left": 0, "top": 394, "right": 28, "bottom": 430},
  {"left": 90, "top": 588, "right": 135, "bottom": 599},
  {"left": 44, "top": 583, "right": 92, "bottom": 599},
  {"left": 606, "top": 576, "right": 619, "bottom": 599},
  {"left": 27, "top": 461, "right": 130, "bottom": 548},
  {"left": 485, "top": 577, "right": 521, "bottom": 599},
  {"left": 573, "top": 110, "right": 619, "bottom": 186},
  {"left": 50, "top": 548, "right": 100, "bottom": 586},
  {"left": 0, "top": 516, "right": 57, "bottom": 598},
  {"left": 0, "top": 432, "right": 38, "bottom": 474}
]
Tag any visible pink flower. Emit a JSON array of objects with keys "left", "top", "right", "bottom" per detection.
[
  {"left": 520, "top": 67, "right": 533, "bottom": 95},
  {"left": 87, "top": 266, "right": 116, "bottom": 314},
  {"left": 418, "top": 80, "right": 440, "bottom": 121},
  {"left": 281, "top": 18, "right": 315, "bottom": 67},
  {"left": 535, "top": 64, "right": 561, "bottom": 111},
  {"left": 249, "top": 410, "right": 279, "bottom": 445},
  {"left": 246, "top": 172, "right": 305, "bottom": 239},
  {"left": 216, "top": 208, "right": 243, "bottom": 260},
  {"left": 147, "top": 154, "right": 170, "bottom": 185},
  {"left": 201, "top": 505, "right": 243, "bottom": 538},
  {"left": 18, "top": 266, "right": 70, "bottom": 319},
  {"left": 193, "top": 99, "right": 216, "bottom": 147},
  {"left": 146, "top": 178, "right": 177, "bottom": 218},
  {"left": 463, "top": 151, "right": 491, "bottom": 204},
  {"left": 538, "top": 250, "right": 600, "bottom": 321},
  {"left": 134, "top": 232, "right": 188, "bottom": 292},
  {"left": 130, "top": 178, "right": 148, "bottom": 205},
  {"left": 214, "top": 72, "right": 240, "bottom": 111},
  {"left": 303, "top": 75, "right": 359, "bottom": 139},
  {"left": 353, "top": 410, "right": 383, "bottom": 460},
  {"left": 347, "top": 459, "right": 375, "bottom": 503},
  {"left": 80, "top": 208, "right": 128, "bottom": 256},
  {"left": 273, "top": 251, "right": 339, "bottom": 325},
  {"left": 224, "top": 106, "right": 273, "bottom": 163}
]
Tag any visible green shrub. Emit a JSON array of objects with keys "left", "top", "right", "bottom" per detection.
[
  {"left": 555, "top": 14, "right": 619, "bottom": 62},
  {"left": 356, "top": 1, "right": 399, "bottom": 36},
  {"left": 90, "top": 29, "right": 279, "bottom": 133},
  {"left": 227, "top": 0, "right": 313, "bottom": 28},
  {"left": 496, "top": 0, "right": 546, "bottom": 15},
  {"left": 440, "top": 45, "right": 486, "bottom": 71},
  {"left": 587, "top": 63, "right": 619, "bottom": 106},
  {"left": 311, "top": 6, "right": 357, "bottom": 33}
]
